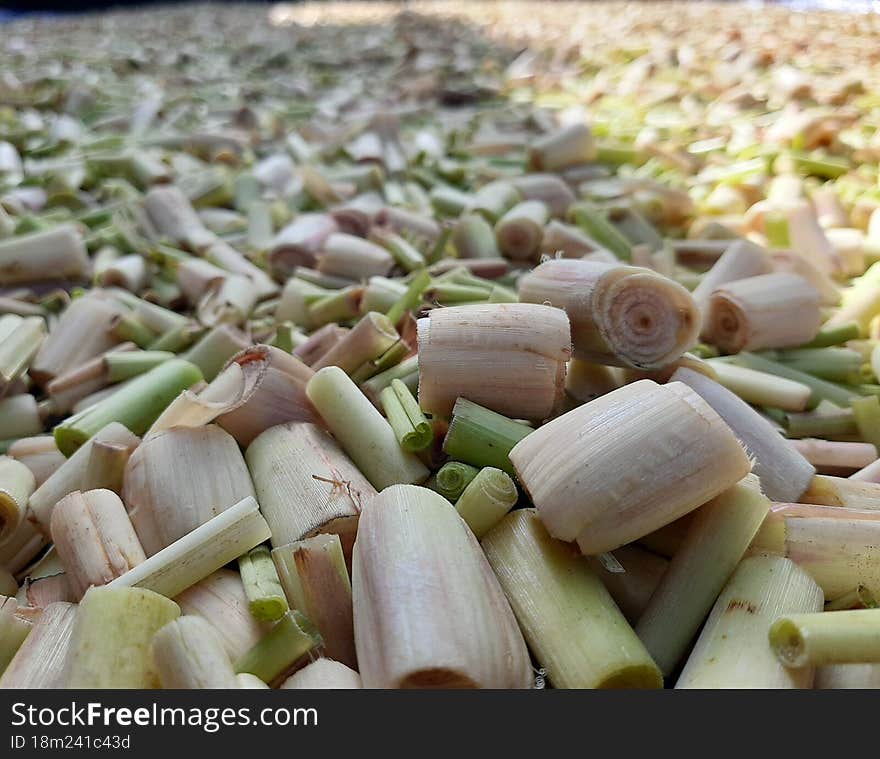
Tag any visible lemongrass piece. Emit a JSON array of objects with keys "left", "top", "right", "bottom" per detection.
[
  {"left": 379, "top": 378, "right": 432, "bottom": 452},
  {"left": 280, "top": 658, "right": 362, "bottom": 689},
  {"left": 453, "top": 466, "right": 517, "bottom": 539},
  {"left": 108, "top": 496, "right": 270, "bottom": 599},
  {"left": 825, "top": 584, "right": 878, "bottom": 611},
  {"left": 442, "top": 397, "right": 532, "bottom": 476},
  {"left": 144, "top": 185, "right": 214, "bottom": 250},
  {"left": 64, "top": 586, "right": 180, "bottom": 688},
  {"left": 483, "top": 509, "right": 661, "bottom": 689},
  {"left": 0, "top": 224, "right": 89, "bottom": 285},
  {"left": 528, "top": 123, "right": 596, "bottom": 172},
  {"left": 216, "top": 345, "right": 317, "bottom": 446},
  {"left": 417, "top": 303, "right": 569, "bottom": 420},
  {"left": 852, "top": 395, "right": 880, "bottom": 452},
  {"left": 28, "top": 422, "right": 140, "bottom": 531},
  {"left": 46, "top": 342, "right": 138, "bottom": 414},
  {"left": 709, "top": 361, "right": 811, "bottom": 411},
  {"left": 0, "top": 456, "right": 34, "bottom": 544},
  {"left": 273, "top": 534, "right": 356, "bottom": 669},
  {"left": 512, "top": 174, "right": 575, "bottom": 218},
  {"left": 510, "top": 380, "right": 750, "bottom": 552},
  {"left": 690, "top": 240, "right": 773, "bottom": 311},
  {"left": 790, "top": 439, "right": 877, "bottom": 472},
  {"left": 539, "top": 220, "right": 607, "bottom": 259},
  {"left": 124, "top": 424, "right": 255, "bottom": 555},
  {"left": 635, "top": 474, "right": 770, "bottom": 675},
  {"left": 799, "top": 474, "right": 880, "bottom": 509},
  {"left": 452, "top": 214, "right": 501, "bottom": 259},
  {"left": 175, "top": 569, "right": 266, "bottom": 660},
  {"left": 312, "top": 311, "right": 398, "bottom": 375},
  {"left": 247, "top": 422, "right": 375, "bottom": 553},
  {"left": 353, "top": 484, "right": 530, "bottom": 689},
  {"left": 50, "top": 489, "right": 145, "bottom": 599},
  {"left": 815, "top": 664, "right": 880, "bottom": 689},
  {"left": 775, "top": 347, "right": 865, "bottom": 383},
  {"left": 785, "top": 517, "right": 880, "bottom": 600},
  {"left": 433, "top": 462, "right": 479, "bottom": 502},
  {"left": 270, "top": 214, "right": 339, "bottom": 277},
  {"left": 851, "top": 457, "right": 880, "bottom": 482},
  {"left": 306, "top": 367, "right": 428, "bottom": 490},
  {"left": 494, "top": 200, "right": 548, "bottom": 261},
  {"left": 292, "top": 323, "right": 349, "bottom": 367},
  {"left": 238, "top": 545, "right": 288, "bottom": 622},
  {"left": 676, "top": 555, "right": 823, "bottom": 689},
  {"left": 317, "top": 233, "right": 394, "bottom": 280},
  {"left": 385, "top": 268, "right": 430, "bottom": 326},
  {"left": 801, "top": 322, "right": 860, "bottom": 349},
  {"left": 234, "top": 610, "right": 323, "bottom": 687},
  {"left": 368, "top": 227, "right": 425, "bottom": 272},
  {"left": 181, "top": 324, "right": 249, "bottom": 381},
  {"left": 770, "top": 610, "right": 880, "bottom": 668},
  {"left": 361, "top": 354, "right": 418, "bottom": 406},
  {"left": 0, "top": 315, "right": 45, "bottom": 395},
  {"left": 54, "top": 358, "right": 203, "bottom": 456},
  {"left": 197, "top": 274, "right": 258, "bottom": 327},
  {"left": 0, "top": 602, "right": 75, "bottom": 689},
  {"left": 565, "top": 359, "right": 621, "bottom": 404},
  {"left": 0, "top": 519, "right": 46, "bottom": 575},
  {"left": 237, "top": 673, "right": 269, "bottom": 689},
  {"left": 518, "top": 258, "right": 698, "bottom": 370},
  {"left": 0, "top": 596, "right": 30, "bottom": 674},
  {"left": 151, "top": 615, "right": 239, "bottom": 689},
  {"left": 585, "top": 545, "right": 668, "bottom": 625},
  {"left": 274, "top": 278, "right": 327, "bottom": 330}
]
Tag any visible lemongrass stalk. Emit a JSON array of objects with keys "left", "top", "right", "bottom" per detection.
[
  {"left": 784, "top": 404, "right": 858, "bottom": 439},
  {"left": 246, "top": 422, "right": 375, "bottom": 552},
  {"left": 197, "top": 274, "right": 258, "bottom": 328},
  {"left": 237, "top": 673, "right": 269, "bottom": 689},
  {"left": 65, "top": 586, "right": 180, "bottom": 688},
  {"left": 512, "top": 174, "right": 575, "bottom": 218},
  {"left": 815, "top": 663, "right": 880, "bottom": 689},
  {"left": 291, "top": 325, "right": 347, "bottom": 368},
  {"left": 801, "top": 322, "right": 861, "bottom": 348},
  {"left": 0, "top": 455, "right": 34, "bottom": 544},
  {"left": 234, "top": 610, "right": 323, "bottom": 687},
  {"left": 312, "top": 311, "right": 398, "bottom": 375},
  {"left": 280, "top": 658, "right": 362, "bottom": 689},
  {"left": 306, "top": 366, "right": 428, "bottom": 489},
  {"left": 46, "top": 342, "right": 138, "bottom": 413},
  {"left": 775, "top": 347, "right": 866, "bottom": 383},
  {"left": 53, "top": 358, "right": 203, "bottom": 456},
  {"left": 108, "top": 312, "right": 159, "bottom": 347},
  {"left": 385, "top": 267, "right": 431, "bottom": 325},
  {"left": 350, "top": 338, "right": 410, "bottom": 383},
  {"left": 0, "top": 394, "right": 43, "bottom": 441},
  {"left": 790, "top": 439, "right": 877, "bottom": 472},
  {"left": 852, "top": 395, "right": 880, "bottom": 452},
  {"left": 308, "top": 285, "right": 364, "bottom": 326},
  {"left": 568, "top": 202, "right": 633, "bottom": 261},
  {"left": 483, "top": 509, "right": 661, "bottom": 689},
  {"left": 467, "top": 180, "right": 521, "bottom": 224},
  {"left": 433, "top": 462, "right": 479, "bottom": 502},
  {"left": 425, "top": 282, "right": 491, "bottom": 304},
  {"left": 539, "top": 220, "right": 608, "bottom": 259},
  {"left": 99, "top": 254, "right": 148, "bottom": 292},
  {"left": 510, "top": 380, "right": 750, "bottom": 553},
  {"left": 0, "top": 224, "right": 89, "bottom": 285},
  {"left": 494, "top": 200, "right": 549, "bottom": 261},
  {"left": 270, "top": 214, "right": 339, "bottom": 278},
  {"left": 0, "top": 602, "right": 75, "bottom": 688},
  {"left": 124, "top": 424, "right": 255, "bottom": 555},
  {"left": 528, "top": 124, "right": 596, "bottom": 172},
  {"left": 518, "top": 258, "right": 697, "bottom": 370},
  {"left": 785, "top": 517, "right": 880, "bottom": 600},
  {"left": 275, "top": 278, "right": 329, "bottom": 329},
  {"left": 361, "top": 354, "right": 418, "bottom": 404},
  {"left": 181, "top": 324, "right": 250, "bottom": 381},
  {"left": 0, "top": 597, "right": 30, "bottom": 674},
  {"left": 49, "top": 489, "right": 145, "bottom": 599},
  {"left": 585, "top": 544, "right": 668, "bottom": 625},
  {"left": 143, "top": 185, "right": 214, "bottom": 251},
  {"left": 151, "top": 615, "right": 239, "bottom": 688},
  {"left": 317, "top": 233, "right": 394, "bottom": 280},
  {"left": 704, "top": 272, "right": 823, "bottom": 352},
  {"left": 442, "top": 397, "right": 532, "bottom": 476},
  {"left": 175, "top": 569, "right": 266, "bottom": 660},
  {"left": 770, "top": 610, "right": 880, "bottom": 668},
  {"left": 108, "top": 496, "right": 271, "bottom": 599},
  {"left": 0, "top": 315, "right": 45, "bottom": 394},
  {"left": 431, "top": 185, "right": 472, "bottom": 217},
  {"left": 361, "top": 276, "right": 407, "bottom": 313},
  {"left": 238, "top": 545, "right": 288, "bottom": 622},
  {"left": 635, "top": 475, "right": 770, "bottom": 675},
  {"left": 565, "top": 359, "right": 621, "bottom": 405},
  {"left": 417, "top": 303, "right": 569, "bottom": 420},
  {"left": 272, "top": 534, "right": 356, "bottom": 669},
  {"left": 851, "top": 457, "right": 880, "bottom": 482},
  {"left": 353, "top": 484, "right": 531, "bottom": 688},
  {"left": 29, "top": 422, "right": 140, "bottom": 531},
  {"left": 453, "top": 466, "right": 517, "bottom": 539},
  {"left": 676, "top": 555, "right": 823, "bottom": 688},
  {"left": 103, "top": 350, "right": 173, "bottom": 382},
  {"left": 709, "top": 361, "right": 811, "bottom": 411},
  {"left": 379, "top": 378, "right": 432, "bottom": 452},
  {"left": 451, "top": 214, "right": 501, "bottom": 259},
  {"left": 213, "top": 345, "right": 317, "bottom": 446},
  {"left": 0, "top": 517, "right": 46, "bottom": 575},
  {"left": 690, "top": 239, "right": 773, "bottom": 311},
  {"left": 825, "top": 585, "right": 878, "bottom": 611},
  {"left": 799, "top": 474, "right": 880, "bottom": 509}
]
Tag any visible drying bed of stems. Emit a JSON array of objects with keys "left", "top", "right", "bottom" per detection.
[{"left": 3, "top": 0, "right": 880, "bottom": 689}]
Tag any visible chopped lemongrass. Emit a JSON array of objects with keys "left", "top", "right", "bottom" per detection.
[
  {"left": 234, "top": 610, "right": 323, "bottom": 687},
  {"left": 0, "top": 456, "right": 34, "bottom": 544},
  {"left": 708, "top": 361, "right": 811, "bottom": 412},
  {"left": 151, "top": 616, "right": 239, "bottom": 689},
  {"left": 433, "top": 461, "right": 480, "bottom": 502},
  {"left": 385, "top": 267, "right": 431, "bottom": 326},
  {"left": 380, "top": 378, "right": 433, "bottom": 452},
  {"left": 238, "top": 545, "right": 288, "bottom": 622},
  {"left": 585, "top": 544, "right": 669, "bottom": 625},
  {"left": 442, "top": 397, "right": 532, "bottom": 476},
  {"left": 280, "top": 658, "right": 362, "bottom": 689},
  {"left": 770, "top": 610, "right": 880, "bottom": 668},
  {"left": 453, "top": 466, "right": 518, "bottom": 538},
  {"left": 0, "top": 602, "right": 76, "bottom": 689},
  {"left": 0, "top": 597, "right": 31, "bottom": 675}
]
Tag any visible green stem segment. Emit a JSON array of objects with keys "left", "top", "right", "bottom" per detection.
[
  {"left": 454, "top": 466, "right": 518, "bottom": 538},
  {"left": 442, "top": 398, "right": 532, "bottom": 476},
  {"left": 386, "top": 268, "right": 431, "bottom": 325},
  {"left": 238, "top": 544, "right": 289, "bottom": 622},
  {"left": 234, "top": 610, "right": 323, "bottom": 686},
  {"left": 433, "top": 461, "right": 480, "bottom": 502},
  {"left": 380, "top": 379, "right": 433, "bottom": 452}
]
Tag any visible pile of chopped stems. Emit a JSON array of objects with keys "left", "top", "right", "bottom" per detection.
[{"left": 4, "top": 1, "right": 880, "bottom": 690}]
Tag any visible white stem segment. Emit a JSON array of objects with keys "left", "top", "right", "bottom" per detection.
[
  {"left": 676, "top": 555, "right": 823, "bottom": 689},
  {"left": 352, "top": 484, "right": 531, "bottom": 688},
  {"left": 280, "top": 658, "right": 362, "bottom": 689},
  {"left": 64, "top": 586, "right": 180, "bottom": 688},
  {"left": 108, "top": 496, "right": 271, "bottom": 599},
  {"left": 635, "top": 475, "right": 770, "bottom": 675},
  {"left": 0, "top": 602, "right": 76, "bottom": 689},
  {"left": 7, "top": 436, "right": 65, "bottom": 488},
  {"left": 151, "top": 615, "right": 240, "bottom": 688},
  {"left": 510, "top": 379, "right": 751, "bottom": 553},
  {"left": 690, "top": 240, "right": 773, "bottom": 312},
  {"left": 483, "top": 509, "right": 663, "bottom": 689},
  {"left": 0, "top": 224, "right": 90, "bottom": 285},
  {"left": 770, "top": 610, "right": 880, "bottom": 668},
  {"left": 798, "top": 474, "right": 880, "bottom": 509},
  {"left": 0, "top": 456, "right": 35, "bottom": 544},
  {"left": 815, "top": 663, "right": 880, "bottom": 689}
]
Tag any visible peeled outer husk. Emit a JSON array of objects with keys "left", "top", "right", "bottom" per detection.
[
  {"left": 123, "top": 424, "right": 256, "bottom": 555},
  {"left": 50, "top": 488, "right": 146, "bottom": 599},
  {"left": 280, "top": 658, "right": 362, "bottom": 689},
  {"left": 510, "top": 379, "right": 751, "bottom": 553},
  {"left": 175, "top": 569, "right": 267, "bottom": 661},
  {"left": 483, "top": 509, "right": 662, "bottom": 689},
  {"left": 0, "top": 601, "right": 76, "bottom": 689},
  {"left": 690, "top": 239, "right": 773, "bottom": 311},
  {"left": 151, "top": 615, "right": 239, "bottom": 689},
  {"left": 352, "top": 484, "right": 531, "bottom": 689},
  {"left": 671, "top": 366, "right": 815, "bottom": 502},
  {"left": 215, "top": 344, "right": 318, "bottom": 446},
  {"left": 246, "top": 422, "right": 376, "bottom": 554},
  {"left": 64, "top": 586, "right": 180, "bottom": 688},
  {"left": 703, "top": 272, "right": 823, "bottom": 353},
  {"left": 676, "top": 555, "right": 823, "bottom": 689},
  {"left": 518, "top": 258, "right": 699, "bottom": 370},
  {"left": 417, "top": 303, "right": 571, "bottom": 420}
]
